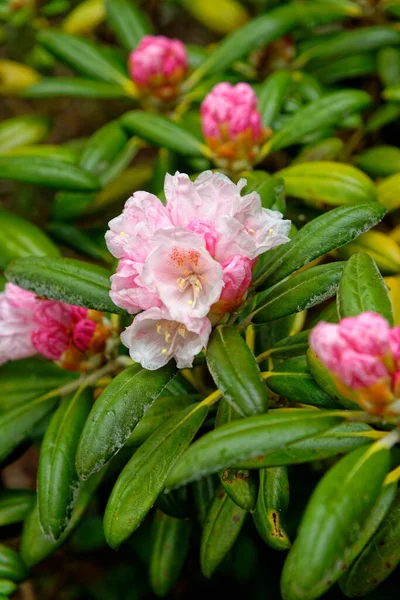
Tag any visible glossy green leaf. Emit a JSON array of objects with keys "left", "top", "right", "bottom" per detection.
[
  {"left": 121, "top": 111, "right": 207, "bottom": 156},
  {"left": 337, "top": 253, "right": 394, "bottom": 324},
  {"left": 0, "top": 155, "right": 99, "bottom": 190},
  {"left": 258, "top": 70, "right": 291, "bottom": 126},
  {"left": 378, "top": 47, "right": 400, "bottom": 87},
  {"left": 281, "top": 444, "right": 390, "bottom": 600},
  {"left": 276, "top": 162, "right": 376, "bottom": 207},
  {"left": 22, "top": 77, "right": 128, "bottom": 98},
  {"left": 206, "top": 326, "right": 268, "bottom": 417},
  {"left": 155, "top": 486, "right": 192, "bottom": 520},
  {"left": 253, "top": 467, "right": 291, "bottom": 551},
  {"left": 5, "top": 256, "right": 124, "bottom": 314},
  {"left": 0, "top": 394, "right": 58, "bottom": 464},
  {"left": 366, "top": 102, "right": 400, "bottom": 131},
  {"left": 0, "top": 490, "right": 35, "bottom": 527},
  {"left": 339, "top": 491, "right": 400, "bottom": 597},
  {"left": 263, "top": 91, "right": 371, "bottom": 154},
  {"left": 47, "top": 223, "right": 111, "bottom": 263},
  {"left": 150, "top": 511, "right": 191, "bottom": 597},
  {"left": 266, "top": 356, "right": 339, "bottom": 408},
  {"left": 354, "top": 145, "right": 400, "bottom": 177},
  {"left": 193, "top": 476, "right": 219, "bottom": 526},
  {"left": 377, "top": 173, "right": 400, "bottom": 212},
  {"left": 21, "top": 468, "right": 105, "bottom": 568},
  {"left": 166, "top": 409, "right": 344, "bottom": 489},
  {"left": 3, "top": 144, "right": 79, "bottom": 163},
  {"left": 267, "top": 330, "right": 310, "bottom": 361},
  {"left": 249, "top": 262, "right": 345, "bottom": 325},
  {"left": 200, "top": 487, "right": 247, "bottom": 578},
  {"left": 104, "top": 402, "right": 209, "bottom": 548},
  {"left": 338, "top": 230, "right": 400, "bottom": 275},
  {"left": 253, "top": 202, "right": 385, "bottom": 289},
  {"left": 0, "top": 116, "right": 50, "bottom": 152},
  {"left": 0, "top": 208, "right": 60, "bottom": 270},
  {"left": 79, "top": 120, "right": 129, "bottom": 176},
  {"left": 38, "top": 388, "right": 92, "bottom": 541},
  {"left": 383, "top": 85, "right": 400, "bottom": 101},
  {"left": 0, "top": 545, "right": 27, "bottom": 582},
  {"left": 106, "top": 0, "right": 151, "bottom": 51},
  {"left": 0, "top": 580, "right": 17, "bottom": 596},
  {"left": 76, "top": 363, "right": 176, "bottom": 480},
  {"left": 311, "top": 54, "right": 376, "bottom": 85},
  {"left": 293, "top": 137, "right": 344, "bottom": 164}
]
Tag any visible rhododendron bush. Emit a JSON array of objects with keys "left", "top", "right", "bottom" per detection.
[{"left": 2, "top": 1, "right": 400, "bottom": 599}]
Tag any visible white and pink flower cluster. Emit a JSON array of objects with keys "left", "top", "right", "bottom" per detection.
[
  {"left": 0, "top": 283, "right": 104, "bottom": 371},
  {"left": 129, "top": 35, "right": 188, "bottom": 102},
  {"left": 310, "top": 312, "right": 400, "bottom": 415},
  {"left": 106, "top": 170, "right": 291, "bottom": 370}
]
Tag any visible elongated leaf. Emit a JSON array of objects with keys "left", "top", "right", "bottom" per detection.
[
  {"left": 62, "top": 0, "right": 106, "bottom": 35},
  {"left": 193, "top": 476, "right": 219, "bottom": 526},
  {"left": 253, "top": 467, "right": 291, "bottom": 551},
  {"left": 79, "top": 120, "right": 128, "bottom": 176},
  {"left": 76, "top": 363, "right": 176, "bottom": 480},
  {"left": 104, "top": 402, "right": 209, "bottom": 548},
  {"left": 277, "top": 162, "right": 376, "bottom": 207},
  {"left": 311, "top": 54, "right": 376, "bottom": 85},
  {"left": 249, "top": 262, "right": 344, "bottom": 325},
  {"left": 0, "top": 580, "right": 16, "bottom": 596},
  {"left": 5, "top": 256, "right": 124, "bottom": 314},
  {"left": 38, "top": 388, "right": 92, "bottom": 541},
  {"left": 106, "top": 0, "right": 151, "bottom": 50},
  {"left": 23, "top": 77, "right": 127, "bottom": 98},
  {"left": 206, "top": 326, "right": 268, "bottom": 417},
  {"left": 337, "top": 230, "right": 400, "bottom": 274},
  {"left": 281, "top": 444, "right": 390, "bottom": 600},
  {"left": 262, "top": 91, "right": 371, "bottom": 154},
  {"left": 339, "top": 491, "right": 400, "bottom": 597},
  {"left": 253, "top": 202, "right": 385, "bottom": 289},
  {"left": 337, "top": 253, "right": 394, "bottom": 324},
  {"left": 377, "top": 173, "right": 400, "bottom": 212},
  {"left": 4, "top": 145, "right": 79, "bottom": 164},
  {"left": 266, "top": 356, "right": 339, "bottom": 408},
  {"left": 37, "top": 30, "right": 132, "bottom": 88},
  {"left": 47, "top": 223, "right": 111, "bottom": 263},
  {"left": 121, "top": 111, "right": 207, "bottom": 156},
  {"left": 268, "top": 330, "right": 310, "bottom": 361},
  {"left": 354, "top": 145, "right": 400, "bottom": 177},
  {"left": 166, "top": 409, "right": 344, "bottom": 489},
  {"left": 200, "top": 487, "right": 247, "bottom": 578},
  {"left": 0, "top": 545, "right": 27, "bottom": 582},
  {"left": 0, "top": 116, "right": 50, "bottom": 152},
  {"left": 0, "top": 395, "right": 58, "bottom": 464},
  {"left": 378, "top": 47, "right": 400, "bottom": 87},
  {"left": 150, "top": 511, "right": 191, "bottom": 597},
  {"left": 0, "top": 208, "right": 60, "bottom": 270},
  {"left": 258, "top": 71, "right": 291, "bottom": 126},
  {"left": 0, "top": 156, "right": 99, "bottom": 190},
  {"left": 155, "top": 486, "right": 192, "bottom": 520},
  {"left": 293, "top": 137, "right": 344, "bottom": 164},
  {"left": 306, "top": 349, "right": 358, "bottom": 410},
  {"left": 0, "top": 490, "right": 35, "bottom": 527}
]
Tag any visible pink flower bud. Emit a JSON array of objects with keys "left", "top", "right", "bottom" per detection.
[
  {"left": 34, "top": 299, "right": 73, "bottom": 328},
  {"left": 72, "top": 318, "right": 96, "bottom": 352},
  {"left": 336, "top": 349, "right": 389, "bottom": 389},
  {"left": 309, "top": 322, "right": 350, "bottom": 372},
  {"left": 389, "top": 327, "right": 400, "bottom": 366},
  {"left": 129, "top": 35, "right": 188, "bottom": 101},
  {"left": 220, "top": 255, "right": 252, "bottom": 302},
  {"left": 338, "top": 312, "right": 390, "bottom": 356},
  {"left": 31, "top": 325, "right": 69, "bottom": 361},
  {"left": 69, "top": 306, "right": 88, "bottom": 323}
]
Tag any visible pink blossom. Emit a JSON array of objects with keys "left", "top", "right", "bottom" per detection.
[
  {"left": 120, "top": 307, "right": 211, "bottom": 370},
  {"left": 309, "top": 322, "right": 350, "bottom": 372},
  {"left": 142, "top": 228, "right": 224, "bottom": 321},
  {"left": 338, "top": 313, "right": 390, "bottom": 356},
  {"left": 220, "top": 255, "right": 252, "bottom": 302},
  {"left": 129, "top": 35, "right": 187, "bottom": 100},
  {"left": 336, "top": 349, "right": 389, "bottom": 389},
  {"left": 389, "top": 327, "right": 400, "bottom": 366},
  {"left": 34, "top": 299, "right": 73, "bottom": 328},
  {"left": 4, "top": 283, "right": 36, "bottom": 312},
  {"left": 110, "top": 259, "right": 162, "bottom": 314},
  {"left": 69, "top": 306, "right": 88, "bottom": 323},
  {"left": 0, "top": 284, "right": 37, "bottom": 365},
  {"left": 72, "top": 319, "right": 96, "bottom": 352},
  {"left": 31, "top": 325, "right": 69, "bottom": 361}
]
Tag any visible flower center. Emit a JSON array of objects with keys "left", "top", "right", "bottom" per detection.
[
  {"left": 176, "top": 273, "right": 204, "bottom": 307},
  {"left": 157, "top": 322, "right": 187, "bottom": 356}
]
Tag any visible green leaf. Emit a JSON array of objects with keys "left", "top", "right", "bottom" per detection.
[
  {"left": 0, "top": 580, "right": 17, "bottom": 596},
  {"left": 0, "top": 116, "right": 50, "bottom": 152},
  {"left": 266, "top": 356, "right": 339, "bottom": 408},
  {"left": 121, "top": 111, "right": 207, "bottom": 156},
  {"left": 0, "top": 208, "right": 60, "bottom": 270},
  {"left": 338, "top": 230, "right": 400, "bottom": 275},
  {"left": 258, "top": 70, "right": 291, "bottom": 127},
  {"left": 149, "top": 511, "right": 191, "bottom": 597},
  {"left": 354, "top": 145, "right": 400, "bottom": 177},
  {"left": 366, "top": 102, "right": 400, "bottom": 131},
  {"left": 0, "top": 544, "right": 27, "bottom": 582},
  {"left": 0, "top": 490, "right": 35, "bottom": 527},
  {"left": 79, "top": 120, "right": 128, "bottom": 176},
  {"left": 276, "top": 162, "right": 376, "bottom": 207},
  {"left": 106, "top": 0, "right": 151, "bottom": 51},
  {"left": 339, "top": 490, "right": 400, "bottom": 597},
  {"left": 378, "top": 47, "right": 400, "bottom": 87},
  {"left": 21, "top": 469, "right": 105, "bottom": 568},
  {"left": 200, "top": 487, "right": 247, "bottom": 578},
  {"left": 155, "top": 486, "right": 192, "bottom": 520},
  {"left": 37, "top": 30, "right": 132, "bottom": 88},
  {"left": 166, "top": 409, "right": 344, "bottom": 489},
  {"left": 104, "top": 402, "right": 209, "bottom": 548},
  {"left": 37, "top": 388, "right": 92, "bottom": 541},
  {"left": 293, "top": 137, "right": 344, "bottom": 164},
  {"left": 3, "top": 144, "right": 79, "bottom": 164},
  {"left": 192, "top": 476, "right": 219, "bottom": 526},
  {"left": 47, "top": 223, "right": 111, "bottom": 263},
  {"left": 0, "top": 358, "right": 77, "bottom": 412},
  {"left": 5, "top": 256, "right": 124, "bottom": 314},
  {"left": 262, "top": 91, "right": 371, "bottom": 154},
  {"left": 310, "top": 54, "right": 376, "bottom": 85},
  {"left": 249, "top": 262, "right": 345, "bottom": 325},
  {"left": 76, "top": 363, "right": 176, "bottom": 480},
  {"left": 337, "top": 253, "right": 394, "bottom": 324},
  {"left": 377, "top": 173, "right": 400, "bottom": 212},
  {"left": 206, "top": 326, "right": 268, "bottom": 417},
  {"left": 0, "top": 155, "right": 99, "bottom": 190},
  {"left": 243, "top": 172, "right": 285, "bottom": 211},
  {"left": 22, "top": 77, "right": 128, "bottom": 99},
  {"left": 267, "top": 330, "right": 310, "bottom": 361},
  {"left": 0, "top": 395, "right": 58, "bottom": 464},
  {"left": 253, "top": 467, "right": 291, "bottom": 551},
  {"left": 281, "top": 444, "right": 391, "bottom": 600}
]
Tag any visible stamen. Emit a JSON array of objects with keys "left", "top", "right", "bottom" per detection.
[
  {"left": 268, "top": 228, "right": 274, "bottom": 236},
  {"left": 162, "top": 348, "right": 168, "bottom": 355},
  {"left": 248, "top": 228, "right": 255, "bottom": 235}
]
